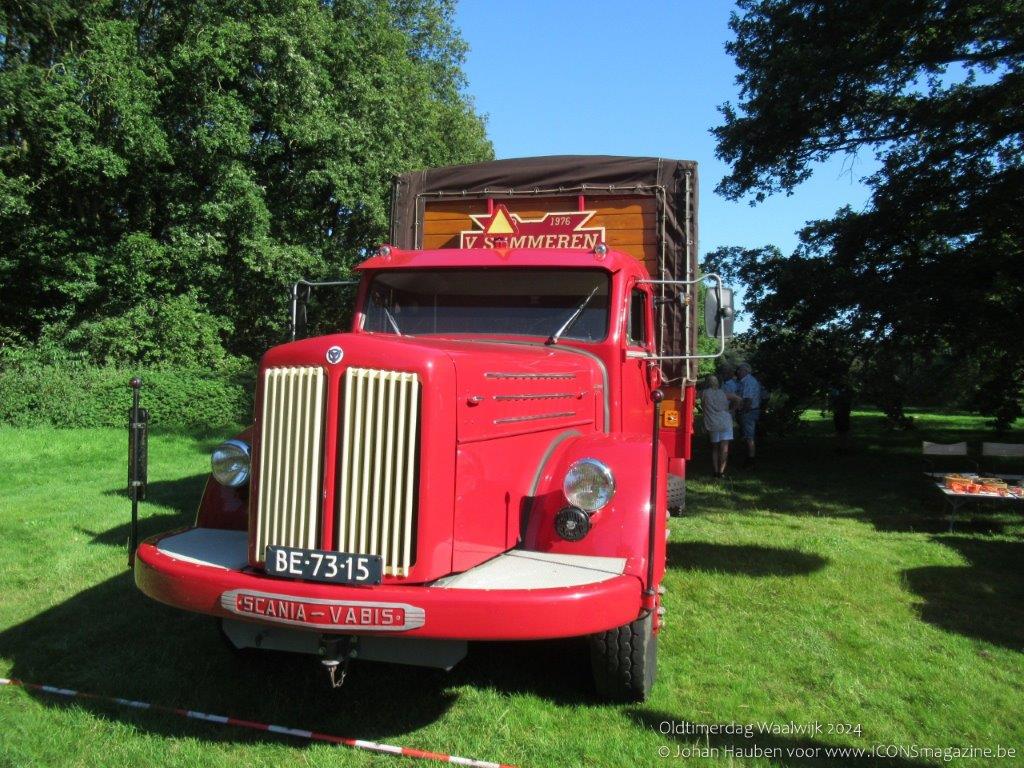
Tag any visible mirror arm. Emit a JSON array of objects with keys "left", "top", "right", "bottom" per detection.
[
  {"left": 289, "top": 278, "right": 361, "bottom": 341},
  {"left": 636, "top": 273, "right": 730, "bottom": 361}
]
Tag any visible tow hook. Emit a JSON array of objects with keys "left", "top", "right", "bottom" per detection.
[{"left": 319, "top": 636, "right": 358, "bottom": 688}]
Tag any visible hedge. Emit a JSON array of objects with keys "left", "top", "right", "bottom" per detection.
[{"left": 0, "top": 363, "right": 254, "bottom": 430}]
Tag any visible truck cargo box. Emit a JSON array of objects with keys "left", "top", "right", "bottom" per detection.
[{"left": 390, "top": 155, "right": 699, "bottom": 383}]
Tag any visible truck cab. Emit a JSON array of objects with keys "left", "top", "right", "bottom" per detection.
[{"left": 135, "top": 156, "right": 717, "bottom": 701}]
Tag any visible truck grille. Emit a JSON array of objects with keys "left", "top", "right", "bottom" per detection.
[
  {"left": 254, "top": 366, "right": 327, "bottom": 558},
  {"left": 337, "top": 368, "right": 420, "bottom": 577}
]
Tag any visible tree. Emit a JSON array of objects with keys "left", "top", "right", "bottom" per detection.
[
  {"left": 0, "top": 0, "right": 492, "bottom": 367},
  {"left": 713, "top": 0, "right": 1024, "bottom": 428}
]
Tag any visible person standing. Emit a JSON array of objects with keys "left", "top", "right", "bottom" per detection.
[
  {"left": 721, "top": 364, "right": 740, "bottom": 398},
  {"left": 701, "top": 375, "right": 743, "bottom": 478},
  {"left": 720, "top": 364, "right": 740, "bottom": 450},
  {"left": 829, "top": 383, "right": 853, "bottom": 454},
  {"left": 736, "top": 363, "right": 762, "bottom": 468}
]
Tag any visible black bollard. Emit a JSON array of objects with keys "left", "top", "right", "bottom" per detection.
[{"left": 127, "top": 377, "right": 149, "bottom": 567}]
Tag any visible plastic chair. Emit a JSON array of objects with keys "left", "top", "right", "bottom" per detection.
[
  {"left": 981, "top": 442, "right": 1024, "bottom": 478},
  {"left": 922, "top": 441, "right": 975, "bottom": 477}
]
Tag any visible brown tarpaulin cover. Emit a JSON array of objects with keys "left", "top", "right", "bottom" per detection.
[{"left": 390, "top": 155, "right": 699, "bottom": 383}]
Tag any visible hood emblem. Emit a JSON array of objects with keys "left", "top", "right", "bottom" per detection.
[{"left": 326, "top": 346, "right": 344, "bottom": 365}]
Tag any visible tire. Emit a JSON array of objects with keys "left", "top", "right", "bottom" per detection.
[
  {"left": 589, "top": 612, "right": 657, "bottom": 702},
  {"left": 667, "top": 473, "right": 686, "bottom": 516}
]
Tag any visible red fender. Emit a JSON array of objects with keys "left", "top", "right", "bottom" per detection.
[
  {"left": 522, "top": 432, "right": 667, "bottom": 590},
  {"left": 194, "top": 426, "right": 253, "bottom": 530}
]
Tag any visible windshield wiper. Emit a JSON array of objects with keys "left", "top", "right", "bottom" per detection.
[
  {"left": 547, "top": 286, "right": 600, "bottom": 345},
  {"left": 383, "top": 306, "right": 403, "bottom": 336}
]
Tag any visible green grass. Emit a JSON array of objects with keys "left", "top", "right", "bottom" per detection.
[{"left": 1, "top": 413, "right": 1022, "bottom": 767}]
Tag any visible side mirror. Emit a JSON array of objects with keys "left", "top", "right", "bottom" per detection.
[{"left": 704, "top": 285, "right": 735, "bottom": 340}]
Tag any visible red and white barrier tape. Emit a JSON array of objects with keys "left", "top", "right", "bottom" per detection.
[{"left": 0, "top": 677, "right": 516, "bottom": 768}]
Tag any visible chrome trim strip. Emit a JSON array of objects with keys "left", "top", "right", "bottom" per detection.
[
  {"left": 457, "top": 419, "right": 593, "bottom": 445},
  {"left": 484, "top": 372, "right": 576, "bottom": 380},
  {"left": 529, "top": 429, "right": 582, "bottom": 497},
  {"left": 445, "top": 339, "right": 612, "bottom": 434},
  {"left": 494, "top": 392, "right": 576, "bottom": 401},
  {"left": 521, "top": 428, "right": 583, "bottom": 543},
  {"left": 494, "top": 411, "right": 576, "bottom": 425}
]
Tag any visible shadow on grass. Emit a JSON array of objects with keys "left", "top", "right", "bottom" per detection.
[
  {"left": 0, "top": 571, "right": 598, "bottom": 748},
  {"left": 686, "top": 414, "right": 1023, "bottom": 536},
  {"left": 904, "top": 536, "right": 1024, "bottom": 652},
  {"left": 80, "top": 475, "right": 208, "bottom": 547},
  {"left": 627, "top": 710, "right": 933, "bottom": 768},
  {"left": 668, "top": 542, "right": 827, "bottom": 577},
  {"left": 0, "top": 571, "right": 458, "bottom": 743}
]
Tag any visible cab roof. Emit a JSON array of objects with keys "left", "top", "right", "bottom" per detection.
[{"left": 357, "top": 246, "right": 650, "bottom": 278}]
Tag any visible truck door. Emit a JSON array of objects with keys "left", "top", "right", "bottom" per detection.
[{"left": 622, "top": 284, "right": 655, "bottom": 433}]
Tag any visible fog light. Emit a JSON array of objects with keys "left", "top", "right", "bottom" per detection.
[{"left": 555, "top": 506, "right": 591, "bottom": 542}]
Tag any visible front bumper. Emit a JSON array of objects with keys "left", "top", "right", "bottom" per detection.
[{"left": 135, "top": 528, "right": 643, "bottom": 640}]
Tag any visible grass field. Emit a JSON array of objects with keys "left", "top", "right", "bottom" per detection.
[{"left": 1, "top": 412, "right": 1022, "bottom": 767}]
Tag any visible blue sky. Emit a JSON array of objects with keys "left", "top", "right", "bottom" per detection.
[{"left": 454, "top": 1, "right": 877, "bottom": 261}]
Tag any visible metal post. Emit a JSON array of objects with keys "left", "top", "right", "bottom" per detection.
[
  {"left": 127, "top": 378, "right": 149, "bottom": 568},
  {"left": 290, "top": 283, "right": 300, "bottom": 341},
  {"left": 646, "top": 389, "right": 664, "bottom": 600}
]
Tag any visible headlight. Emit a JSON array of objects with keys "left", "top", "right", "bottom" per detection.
[
  {"left": 211, "top": 439, "right": 251, "bottom": 487},
  {"left": 562, "top": 458, "right": 615, "bottom": 511}
]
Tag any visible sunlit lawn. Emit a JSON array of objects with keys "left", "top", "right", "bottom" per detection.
[{"left": 0, "top": 412, "right": 1022, "bottom": 767}]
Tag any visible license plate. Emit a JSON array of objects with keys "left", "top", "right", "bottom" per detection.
[{"left": 265, "top": 545, "right": 383, "bottom": 585}]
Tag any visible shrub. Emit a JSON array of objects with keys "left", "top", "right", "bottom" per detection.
[{"left": 0, "top": 359, "right": 253, "bottom": 430}]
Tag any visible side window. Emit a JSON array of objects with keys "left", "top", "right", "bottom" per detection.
[{"left": 628, "top": 288, "right": 648, "bottom": 347}]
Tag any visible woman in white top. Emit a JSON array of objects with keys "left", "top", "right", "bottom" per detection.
[{"left": 700, "top": 375, "right": 743, "bottom": 478}]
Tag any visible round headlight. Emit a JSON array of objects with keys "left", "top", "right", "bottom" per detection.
[
  {"left": 211, "top": 439, "right": 251, "bottom": 487},
  {"left": 562, "top": 458, "right": 615, "bottom": 511}
]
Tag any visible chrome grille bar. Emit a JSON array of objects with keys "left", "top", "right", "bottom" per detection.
[
  {"left": 254, "top": 366, "right": 326, "bottom": 559},
  {"left": 337, "top": 368, "right": 420, "bottom": 577}
]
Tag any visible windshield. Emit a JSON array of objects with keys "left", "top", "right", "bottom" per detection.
[{"left": 362, "top": 269, "right": 610, "bottom": 341}]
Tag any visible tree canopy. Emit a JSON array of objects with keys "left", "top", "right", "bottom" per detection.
[
  {"left": 712, "top": 0, "right": 1024, "bottom": 427},
  {"left": 0, "top": 0, "right": 492, "bottom": 367}
]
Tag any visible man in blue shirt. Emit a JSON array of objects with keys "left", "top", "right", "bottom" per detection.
[
  {"left": 737, "top": 363, "right": 761, "bottom": 468},
  {"left": 721, "top": 364, "right": 740, "bottom": 397}
]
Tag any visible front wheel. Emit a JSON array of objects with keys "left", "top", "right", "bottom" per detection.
[{"left": 589, "top": 611, "right": 657, "bottom": 701}]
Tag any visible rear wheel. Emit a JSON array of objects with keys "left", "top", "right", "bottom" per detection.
[
  {"left": 667, "top": 473, "right": 686, "bottom": 516},
  {"left": 589, "top": 612, "right": 657, "bottom": 701}
]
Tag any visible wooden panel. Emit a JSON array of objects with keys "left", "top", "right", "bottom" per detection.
[
  {"left": 424, "top": 197, "right": 655, "bottom": 219},
  {"left": 614, "top": 243, "right": 655, "bottom": 263},
  {"left": 589, "top": 212, "right": 655, "bottom": 230},
  {"left": 606, "top": 230, "right": 657, "bottom": 246},
  {"left": 423, "top": 219, "right": 658, "bottom": 241},
  {"left": 423, "top": 216, "right": 480, "bottom": 235},
  {"left": 424, "top": 228, "right": 656, "bottom": 249},
  {"left": 422, "top": 234, "right": 656, "bottom": 262},
  {"left": 423, "top": 233, "right": 462, "bottom": 250},
  {"left": 499, "top": 196, "right": 580, "bottom": 215},
  {"left": 423, "top": 200, "right": 489, "bottom": 218},
  {"left": 421, "top": 194, "right": 659, "bottom": 261},
  {"left": 582, "top": 196, "right": 658, "bottom": 215}
]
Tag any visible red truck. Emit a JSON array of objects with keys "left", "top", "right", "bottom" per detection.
[{"left": 134, "top": 155, "right": 731, "bottom": 701}]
